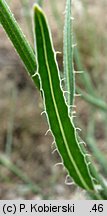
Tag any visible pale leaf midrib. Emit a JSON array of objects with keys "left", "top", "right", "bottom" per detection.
[{"left": 36, "top": 10, "right": 91, "bottom": 191}]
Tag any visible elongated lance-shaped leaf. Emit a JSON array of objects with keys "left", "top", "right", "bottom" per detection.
[
  {"left": 33, "top": 4, "right": 94, "bottom": 191},
  {"left": 0, "top": 0, "right": 40, "bottom": 88},
  {"left": 63, "top": 0, "right": 74, "bottom": 113}
]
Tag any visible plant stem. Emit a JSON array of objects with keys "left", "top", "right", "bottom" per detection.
[
  {"left": 0, "top": 0, "right": 40, "bottom": 88},
  {"left": 63, "top": 0, "right": 75, "bottom": 114}
]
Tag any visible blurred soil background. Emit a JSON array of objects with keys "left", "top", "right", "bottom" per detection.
[{"left": 0, "top": 0, "right": 107, "bottom": 199}]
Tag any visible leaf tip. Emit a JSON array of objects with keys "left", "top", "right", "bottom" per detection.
[{"left": 33, "top": 3, "right": 42, "bottom": 14}]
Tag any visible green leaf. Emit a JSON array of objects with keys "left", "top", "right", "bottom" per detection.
[
  {"left": 63, "top": 0, "right": 75, "bottom": 113},
  {"left": 33, "top": 4, "right": 94, "bottom": 191}
]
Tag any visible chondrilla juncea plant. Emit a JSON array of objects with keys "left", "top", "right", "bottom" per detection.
[{"left": 0, "top": 0, "right": 107, "bottom": 199}]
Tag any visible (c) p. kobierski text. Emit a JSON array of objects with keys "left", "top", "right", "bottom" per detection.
[{"left": 30, "top": 203, "right": 75, "bottom": 213}]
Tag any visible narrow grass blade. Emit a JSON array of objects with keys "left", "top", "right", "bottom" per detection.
[
  {"left": 63, "top": 0, "right": 74, "bottom": 112},
  {"left": 33, "top": 4, "right": 94, "bottom": 191},
  {"left": 0, "top": 153, "right": 41, "bottom": 194},
  {"left": 5, "top": 86, "right": 17, "bottom": 156},
  {"left": 0, "top": 0, "right": 40, "bottom": 88},
  {"left": 77, "top": 87, "right": 107, "bottom": 112}
]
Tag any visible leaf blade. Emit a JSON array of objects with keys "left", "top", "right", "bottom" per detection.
[
  {"left": 33, "top": 4, "right": 94, "bottom": 191},
  {"left": 63, "top": 0, "right": 74, "bottom": 112}
]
